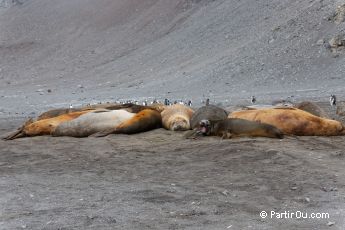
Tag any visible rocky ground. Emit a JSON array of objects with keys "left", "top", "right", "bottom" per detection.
[{"left": 1, "top": 102, "right": 345, "bottom": 230}]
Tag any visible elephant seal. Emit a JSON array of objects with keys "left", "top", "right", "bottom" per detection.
[
  {"left": 161, "top": 104, "right": 194, "bottom": 131},
  {"left": 3, "top": 110, "right": 93, "bottom": 140},
  {"left": 190, "top": 105, "right": 228, "bottom": 129},
  {"left": 36, "top": 103, "right": 166, "bottom": 120},
  {"left": 294, "top": 101, "right": 330, "bottom": 118},
  {"left": 104, "top": 103, "right": 166, "bottom": 113},
  {"left": 52, "top": 109, "right": 136, "bottom": 137},
  {"left": 196, "top": 118, "right": 283, "bottom": 139},
  {"left": 229, "top": 108, "right": 345, "bottom": 136},
  {"left": 37, "top": 108, "right": 93, "bottom": 121},
  {"left": 93, "top": 109, "right": 162, "bottom": 137}
]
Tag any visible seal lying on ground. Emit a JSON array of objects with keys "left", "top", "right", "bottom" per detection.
[
  {"left": 52, "top": 109, "right": 136, "bottom": 137},
  {"left": 161, "top": 104, "right": 194, "bottom": 131},
  {"left": 37, "top": 103, "right": 166, "bottom": 120},
  {"left": 190, "top": 105, "right": 228, "bottom": 129},
  {"left": 294, "top": 101, "right": 330, "bottom": 118},
  {"left": 92, "top": 109, "right": 162, "bottom": 137},
  {"left": 3, "top": 110, "right": 93, "bottom": 140},
  {"left": 37, "top": 108, "right": 92, "bottom": 121},
  {"left": 196, "top": 118, "right": 283, "bottom": 139},
  {"left": 229, "top": 108, "right": 345, "bottom": 136}
]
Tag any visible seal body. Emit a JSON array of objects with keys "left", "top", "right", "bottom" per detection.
[
  {"left": 229, "top": 108, "right": 345, "bottom": 136},
  {"left": 52, "top": 109, "right": 135, "bottom": 137},
  {"left": 93, "top": 109, "right": 162, "bottom": 137},
  {"left": 294, "top": 101, "right": 330, "bottom": 118},
  {"left": 37, "top": 103, "right": 166, "bottom": 120},
  {"left": 209, "top": 118, "right": 283, "bottom": 139},
  {"left": 190, "top": 105, "right": 228, "bottom": 129},
  {"left": 161, "top": 104, "right": 194, "bottom": 131},
  {"left": 3, "top": 110, "right": 92, "bottom": 140},
  {"left": 37, "top": 108, "right": 91, "bottom": 121},
  {"left": 114, "top": 109, "right": 162, "bottom": 134}
]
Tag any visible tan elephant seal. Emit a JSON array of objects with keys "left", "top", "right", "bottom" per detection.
[
  {"left": 3, "top": 110, "right": 93, "bottom": 140},
  {"left": 161, "top": 104, "right": 194, "bottom": 131},
  {"left": 229, "top": 108, "right": 345, "bottom": 136}
]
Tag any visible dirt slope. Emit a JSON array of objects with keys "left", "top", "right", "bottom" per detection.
[{"left": 0, "top": 0, "right": 344, "bottom": 117}]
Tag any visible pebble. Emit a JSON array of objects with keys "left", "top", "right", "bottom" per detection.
[{"left": 327, "top": 221, "right": 335, "bottom": 226}]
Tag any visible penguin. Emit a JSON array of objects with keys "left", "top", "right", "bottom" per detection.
[{"left": 251, "top": 96, "right": 256, "bottom": 104}]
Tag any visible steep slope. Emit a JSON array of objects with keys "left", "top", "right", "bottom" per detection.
[{"left": 0, "top": 0, "right": 344, "bottom": 115}]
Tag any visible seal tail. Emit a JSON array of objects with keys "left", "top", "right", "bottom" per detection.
[
  {"left": 2, "top": 118, "right": 33, "bottom": 140},
  {"left": 2, "top": 129, "right": 25, "bottom": 140}
]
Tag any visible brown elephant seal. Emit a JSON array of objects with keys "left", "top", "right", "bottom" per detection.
[
  {"left": 196, "top": 118, "right": 283, "bottom": 139},
  {"left": 190, "top": 105, "right": 228, "bottom": 129},
  {"left": 294, "top": 101, "right": 330, "bottom": 118},
  {"left": 37, "top": 108, "right": 95, "bottom": 121},
  {"left": 104, "top": 103, "right": 166, "bottom": 113},
  {"left": 92, "top": 109, "right": 162, "bottom": 137},
  {"left": 161, "top": 104, "right": 194, "bottom": 131},
  {"left": 3, "top": 110, "right": 93, "bottom": 140},
  {"left": 52, "top": 109, "right": 136, "bottom": 137},
  {"left": 36, "top": 103, "right": 166, "bottom": 120},
  {"left": 229, "top": 108, "right": 345, "bottom": 136}
]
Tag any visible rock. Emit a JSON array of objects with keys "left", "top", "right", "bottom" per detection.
[
  {"left": 305, "top": 197, "right": 310, "bottom": 202},
  {"left": 327, "top": 221, "right": 335, "bottom": 227},
  {"left": 316, "top": 39, "right": 324, "bottom": 45},
  {"left": 334, "top": 4, "right": 345, "bottom": 24},
  {"left": 329, "top": 35, "right": 345, "bottom": 48}
]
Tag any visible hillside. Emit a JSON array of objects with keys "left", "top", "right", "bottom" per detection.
[{"left": 0, "top": 0, "right": 344, "bottom": 115}]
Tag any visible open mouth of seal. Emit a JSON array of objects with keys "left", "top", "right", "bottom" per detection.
[
  {"left": 201, "top": 126, "right": 207, "bottom": 134},
  {"left": 198, "top": 119, "right": 210, "bottom": 135}
]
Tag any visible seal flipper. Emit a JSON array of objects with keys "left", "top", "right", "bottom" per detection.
[
  {"left": 89, "top": 128, "right": 116, "bottom": 138},
  {"left": 183, "top": 129, "right": 202, "bottom": 139}
]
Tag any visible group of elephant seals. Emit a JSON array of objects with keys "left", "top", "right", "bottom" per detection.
[
  {"left": 161, "top": 104, "right": 194, "bottom": 131},
  {"left": 93, "top": 109, "right": 162, "bottom": 137},
  {"left": 3, "top": 110, "right": 92, "bottom": 140},
  {"left": 5, "top": 101, "right": 345, "bottom": 140},
  {"left": 52, "top": 109, "right": 135, "bottom": 137},
  {"left": 229, "top": 108, "right": 345, "bottom": 136},
  {"left": 196, "top": 118, "right": 284, "bottom": 139}
]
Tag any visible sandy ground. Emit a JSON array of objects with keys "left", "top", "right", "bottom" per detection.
[{"left": 1, "top": 103, "right": 345, "bottom": 230}]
